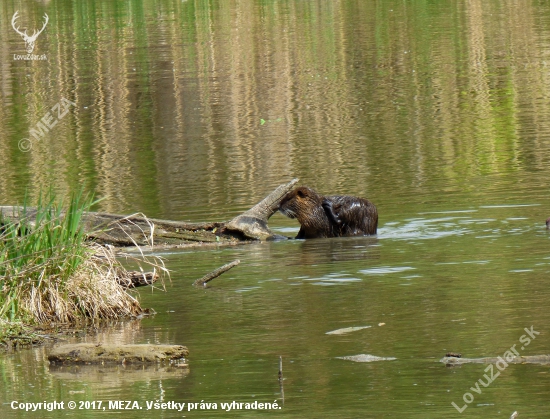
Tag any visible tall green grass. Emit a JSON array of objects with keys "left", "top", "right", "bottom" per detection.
[{"left": 0, "top": 191, "right": 144, "bottom": 323}]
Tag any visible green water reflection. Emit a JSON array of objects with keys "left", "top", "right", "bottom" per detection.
[{"left": 2, "top": 0, "right": 550, "bottom": 417}]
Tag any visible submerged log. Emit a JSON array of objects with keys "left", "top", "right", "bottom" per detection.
[
  {"left": 48, "top": 343, "right": 188, "bottom": 364},
  {"left": 0, "top": 179, "right": 298, "bottom": 247},
  {"left": 441, "top": 354, "right": 550, "bottom": 366}
]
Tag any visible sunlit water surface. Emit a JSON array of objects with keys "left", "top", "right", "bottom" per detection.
[{"left": 2, "top": 0, "right": 550, "bottom": 417}]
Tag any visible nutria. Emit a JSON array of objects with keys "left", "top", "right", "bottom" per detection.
[
  {"left": 547, "top": 217, "right": 550, "bottom": 229},
  {"left": 445, "top": 352, "right": 462, "bottom": 358},
  {"left": 278, "top": 186, "right": 378, "bottom": 239}
]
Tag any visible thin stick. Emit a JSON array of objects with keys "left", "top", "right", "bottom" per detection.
[
  {"left": 278, "top": 356, "right": 285, "bottom": 405},
  {"left": 193, "top": 260, "right": 240, "bottom": 287}
]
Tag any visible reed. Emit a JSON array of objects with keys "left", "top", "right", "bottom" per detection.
[{"left": 0, "top": 191, "right": 158, "bottom": 325}]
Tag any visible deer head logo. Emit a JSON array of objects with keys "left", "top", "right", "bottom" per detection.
[{"left": 11, "top": 11, "right": 49, "bottom": 54}]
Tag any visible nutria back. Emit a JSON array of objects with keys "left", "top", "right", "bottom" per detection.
[{"left": 278, "top": 186, "right": 378, "bottom": 239}]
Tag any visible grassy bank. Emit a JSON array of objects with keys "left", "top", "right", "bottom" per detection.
[{"left": 0, "top": 192, "right": 163, "bottom": 348}]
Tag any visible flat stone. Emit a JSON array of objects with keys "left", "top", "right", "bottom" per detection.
[
  {"left": 48, "top": 343, "right": 188, "bottom": 365},
  {"left": 336, "top": 354, "right": 397, "bottom": 363}
]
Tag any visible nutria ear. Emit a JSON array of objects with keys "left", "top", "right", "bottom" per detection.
[{"left": 297, "top": 189, "right": 305, "bottom": 198}]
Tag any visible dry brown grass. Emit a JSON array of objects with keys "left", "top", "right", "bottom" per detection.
[
  {"left": 1, "top": 192, "right": 169, "bottom": 325},
  {"left": 20, "top": 245, "right": 137, "bottom": 323},
  {"left": 14, "top": 243, "right": 168, "bottom": 323}
]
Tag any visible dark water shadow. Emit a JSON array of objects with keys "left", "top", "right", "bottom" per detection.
[{"left": 290, "top": 235, "right": 381, "bottom": 265}]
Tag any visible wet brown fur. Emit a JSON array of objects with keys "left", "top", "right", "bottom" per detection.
[{"left": 278, "top": 186, "right": 378, "bottom": 239}]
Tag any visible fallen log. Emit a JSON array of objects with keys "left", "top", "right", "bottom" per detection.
[
  {"left": 0, "top": 178, "right": 298, "bottom": 247},
  {"left": 225, "top": 178, "right": 298, "bottom": 240},
  {"left": 48, "top": 343, "right": 188, "bottom": 365}
]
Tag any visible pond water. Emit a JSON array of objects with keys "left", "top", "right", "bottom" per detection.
[{"left": 2, "top": 0, "right": 550, "bottom": 417}]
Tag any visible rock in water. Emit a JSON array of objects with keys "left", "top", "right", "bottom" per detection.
[
  {"left": 48, "top": 343, "right": 188, "bottom": 364},
  {"left": 336, "top": 354, "right": 396, "bottom": 363}
]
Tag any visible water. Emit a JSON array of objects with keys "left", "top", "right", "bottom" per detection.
[{"left": 2, "top": 0, "right": 550, "bottom": 417}]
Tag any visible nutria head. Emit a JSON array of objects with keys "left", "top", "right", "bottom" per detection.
[{"left": 278, "top": 186, "right": 328, "bottom": 228}]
